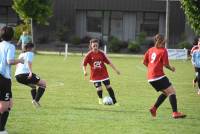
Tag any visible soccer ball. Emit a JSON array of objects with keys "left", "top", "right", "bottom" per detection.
[{"left": 103, "top": 96, "right": 113, "bottom": 105}]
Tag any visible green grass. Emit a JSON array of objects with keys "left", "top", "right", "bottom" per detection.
[{"left": 7, "top": 54, "right": 200, "bottom": 134}]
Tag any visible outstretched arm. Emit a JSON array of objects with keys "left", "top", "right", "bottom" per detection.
[
  {"left": 108, "top": 62, "right": 120, "bottom": 75},
  {"left": 82, "top": 65, "right": 88, "bottom": 76},
  {"left": 8, "top": 59, "right": 24, "bottom": 65}
]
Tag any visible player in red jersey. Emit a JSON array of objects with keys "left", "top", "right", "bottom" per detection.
[
  {"left": 143, "top": 34, "right": 186, "bottom": 119},
  {"left": 82, "top": 39, "right": 120, "bottom": 105}
]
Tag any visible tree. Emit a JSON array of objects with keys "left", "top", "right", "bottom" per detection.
[
  {"left": 181, "top": 0, "right": 200, "bottom": 35},
  {"left": 12, "top": 0, "right": 53, "bottom": 44}
]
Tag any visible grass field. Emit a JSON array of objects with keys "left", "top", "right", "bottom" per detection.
[{"left": 7, "top": 53, "right": 200, "bottom": 134}]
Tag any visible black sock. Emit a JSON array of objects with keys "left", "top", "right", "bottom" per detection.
[
  {"left": 97, "top": 90, "right": 103, "bottom": 98},
  {"left": 35, "top": 87, "right": 45, "bottom": 102},
  {"left": 154, "top": 94, "right": 167, "bottom": 108},
  {"left": 169, "top": 94, "right": 177, "bottom": 112},
  {"left": 0, "top": 111, "right": 9, "bottom": 131},
  {"left": 31, "top": 88, "right": 37, "bottom": 100},
  {"left": 194, "top": 76, "right": 198, "bottom": 83},
  {"left": 107, "top": 87, "right": 117, "bottom": 104}
]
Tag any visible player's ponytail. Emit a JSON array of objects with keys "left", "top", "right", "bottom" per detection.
[{"left": 154, "top": 34, "right": 165, "bottom": 48}]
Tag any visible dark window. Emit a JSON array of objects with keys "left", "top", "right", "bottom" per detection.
[
  {"left": 87, "top": 11, "right": 102, "bottom": 33},
  {"left": 0, "top": 7, "right": 8, "bottom": 15},
  {"left": 138, "top": 12, "right": 159, "bottom": 36}
]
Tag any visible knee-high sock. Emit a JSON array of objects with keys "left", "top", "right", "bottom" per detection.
[
  {"left": 97, "top": 90, "right": 103, "bottom": 98},
  {"left": 0, "top": 111, "right": 9, "bottom": 131},
  {"left": 106, "top": 87, "right": 117, "bottom": 104},
  {"left": 31, "top": 88, "right": 37, "bottom": 100},
  {"left": 154, "top": 94, "right": 167, "bottom": 109},
  {"left": 169, "top": 94, "right": 177, "bottom": 112},
  {"left": 35, "top": 87, "right": 45, "bottom": 102}
]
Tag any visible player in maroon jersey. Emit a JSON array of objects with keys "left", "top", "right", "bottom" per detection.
[
  {"left": 82, "top": 39, "right": 120, "bottom": 105},
  {"left": 143, "top": 34, "right": 186, "bottom": 119}
]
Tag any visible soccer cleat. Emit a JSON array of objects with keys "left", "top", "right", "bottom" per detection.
[
  {"left": 0, "top": 130, "right": 8, "bottom": 134},
  {"left": 172, "top": 112, "right": 186, "bottom": 119},
  {"left": 149, "top": 106, "right": 157, "bottom": 117},
  {"left": 98, "top": 98, "right": 103, "bottom": 105},
  {"left": 32, "top": 100, "right": 41, "bottom": 108}
]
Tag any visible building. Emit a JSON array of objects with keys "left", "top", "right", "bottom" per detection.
[
  {"left": 0, "top": 0, "right": 195, "bottom": 48},
  {"left": 0, "top": 0, "right": 19, "bottom": 28},
  {"left": 48, "top": 0, "right": 189, "bottom": 48}
]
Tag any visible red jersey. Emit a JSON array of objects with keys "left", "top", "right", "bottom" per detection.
[
  {"left": 143, "top": 47, "right": 169, "bottom": 81},
  {"left": 83, "top": 50, "right": 110, "bottom": 82}
]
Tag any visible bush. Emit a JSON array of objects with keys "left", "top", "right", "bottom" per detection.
[
  {"left": 56, "top": 24, "right": 71, "bottom": 42},
  {"left": 136, "top": 32, "right": 147, "bottom": 45},
  {"left": 128, "top": 41, "right": 140, "bottom": 52},
  {"left": 177, "top": 41, "right": 192, "bottom": 49},
  {"left": 108, "top": 37, "right": 122, "bottom": 52},
  {"left": 70, "top": 36, "right": 81, "bottom": 45}
]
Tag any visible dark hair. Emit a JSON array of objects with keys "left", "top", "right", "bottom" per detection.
[
  {"left": 0, "top": 26, "right": 14, "bottom": 41},
  {"left": 89, "top": 38, "right": 99, "bottom": 50},
  {"left": 192, "top": 36, "right": 200, "bottom": 46},
  {"left": 24, "top": 42, "right": 34, "bottom": 50}
]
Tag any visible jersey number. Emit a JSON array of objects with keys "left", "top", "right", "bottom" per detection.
[{"left": 150, "top": 53, "right": 157, "bottom": 63}]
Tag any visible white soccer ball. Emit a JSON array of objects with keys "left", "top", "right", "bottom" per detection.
[{"left": 103, "top": 96, "right": 113, "bottom": 105}]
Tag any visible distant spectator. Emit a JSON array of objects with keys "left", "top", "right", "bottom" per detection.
[{"left": 17, "top": 31, "right": 32, "bottom": 51}]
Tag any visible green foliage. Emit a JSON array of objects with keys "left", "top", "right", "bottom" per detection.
[
  {"left": 70, "top": 36, "right": 81, "bottom": 45},
  {"left": 108, "top": 37, "right": 122, "bottom": 52},
  {"left": 136, "top": 32, "right": 147, "bottom": 45},
  {"left": 56, "top": 24, "right": 71, "bottom": 42},
  {"left": 12, "top": 0, "right": 52, "bottom": 25},
  {"left": 128, "top": 41, "right": 140, "bottom": 52},
  {"left": 181, "top": 0, "right": 200, "bottom": 34},
  {"left": 177, "top": 41, "right": 192, "bottom": 49},
  {"left": 13, "top": 23, "right": 31, "bottom": 41}
]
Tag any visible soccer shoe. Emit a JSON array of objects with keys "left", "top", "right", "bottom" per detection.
[
  {"left": 32, "top": 100, "right": 41, "bottom": 107},
  {"left": 98, "top": 98, "right": 103, "bottom": 105},
  {"left": 0, "top": 130, "right": 8, "bottom": 134},
  {"left": 172, "top": 112, "right": 186, "bottom": 119},
  {"left": 149, "top": 106, "right": 157, "bottom": 117}
]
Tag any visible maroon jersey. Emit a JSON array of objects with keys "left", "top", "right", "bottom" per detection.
[
  {"left": 143, "top": 47, "right": 169, "bottom": 81},
  {"left": 83, "top": 50, "right": 110, "bottom": 82}
]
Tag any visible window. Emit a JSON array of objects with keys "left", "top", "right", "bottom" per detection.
[
  {"left": 87, "top": 11, "right": 103, "bottom": 33},
  {"left": 137, "top": 12, "right": 159, "bottom": 36}
]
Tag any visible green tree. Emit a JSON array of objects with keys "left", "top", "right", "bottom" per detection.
[
  {"left": 12, "top": 0, "right": 52, "bottom": 44},
  {"left": 12, "top": 0, "right": 52, "bottom": 25},
  {"left": 181, "top": 0, "right": 200, "bottom": 34}
]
